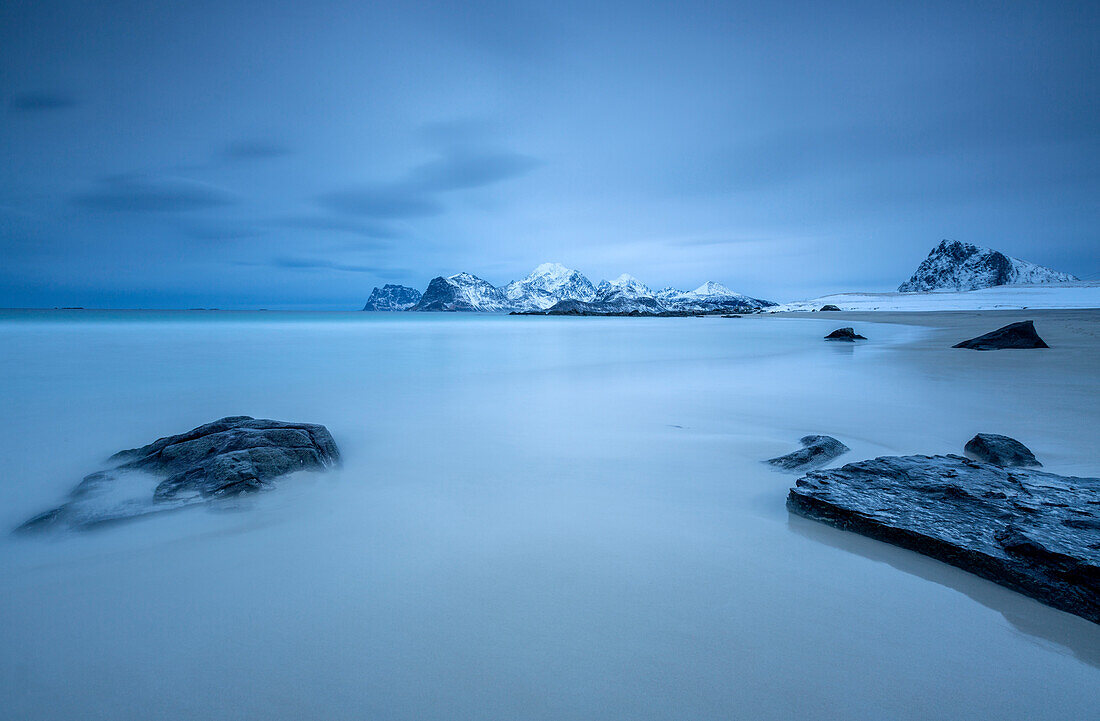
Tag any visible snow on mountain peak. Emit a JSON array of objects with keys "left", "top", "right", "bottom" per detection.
[
  {"left": 361, "top": 284, "right": 422, "bottom": 311},
  {"left": 690, "top": 281, "right": 736, "bottom": 297},
  {"left": 394, "top": 262, "right": 773, "bottom": 313},
  {"left": 528, "top": 262, "right": 572, "bottom": 281},
  {"left": 599, "top": 274, "right": 653, "bottom": 298},
  {"left": 504, "top": 262, "right": 597, "bottom": 310},
  {"left": 899, "top": 240, "right": 1078, "bottom": 292}
]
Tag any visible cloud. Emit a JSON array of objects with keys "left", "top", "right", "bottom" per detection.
[
  {"left": 272, "top": 215, "right": 400, "bottom": 239},
  {"left": 268, "top": 257, "right": 384, "bottom": 273},
  {"left": 72, "top": 175, "right": 236, "bottom": 212},
  {"left": 318, "top": 143, "right": 540, "bottom": 218},
  {"left": 177, "top": 220, "right": 260, "bottom": 241},
  {"left": 9, "top": 92, "right": 78, "bottom": 113},
  {"left": 409, "top": 151, "right": 541, "bottom": 192},
  {"left": 317, "top": 186, "right": 444, "bottom": 218},
  {"left": 221, "top": 139, "right": 292, "bottom": 161}
]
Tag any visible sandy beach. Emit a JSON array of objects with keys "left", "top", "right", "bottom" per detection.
[{"left": 0, "top": 308, "right": 1096, "bottom": 720}]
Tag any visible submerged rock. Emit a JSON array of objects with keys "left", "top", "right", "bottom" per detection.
[
  {"left": 965, "top": 433, "right": 1042, "bottom": 468},
  {"left": 767, "top": 435, "right": 850, "bottom": 472},
  {"left": 952, "top": 320, "right": 1049, "bottom": 350},
  {"left": 787, "top": 454, "right": 1100, "bottom": 623},
  {"left": 17, "top": 416, "right": 340, "bottom": 532},
  {"left": 824, "top": 327, "right": 866, "bottom": 341}
]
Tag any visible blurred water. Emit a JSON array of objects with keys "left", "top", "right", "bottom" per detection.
[{"left": 0, "top": 311, "right": 1096, "bottom": 720}]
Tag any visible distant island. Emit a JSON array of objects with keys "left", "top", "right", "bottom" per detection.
[
  {"left": 362, "top": 262, "right": 774, "bottom": 314},
  {"left": 361, "top": 243, "right": 1083, "bottom": 315}
]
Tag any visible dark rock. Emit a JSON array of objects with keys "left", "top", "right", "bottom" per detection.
[
  {"left": 819, "top": 304, "right": 841, "bottom": 311},
  {"left": 17, "top": 417, "right": 340, "bottom": 532},
  {"left": 952, "top": 320, "right": 1049, "bottom": 350},
  {"left": 787, "top": 454, "right": 1100, "bottom": 623},
  {"left": 965, "top": 433, "right": 1042, "bottom": 467},
  {"left": 767, "top": 435, "right": 850, "bottom": 472},
  {"left": 824, "top": 327, "right": 866, "bottom": 341}
]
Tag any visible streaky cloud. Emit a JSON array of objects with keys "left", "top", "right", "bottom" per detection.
[
  {"left": 317, "top": 186, "right": 443, "bottom": 219},
  {"left": 409, "top": 151, "right": 541, "bottom": 192},
  {"left": 9, "top": 92, "right": 78, "bottom": 113},
  {"left": 177, "top": 220, "right": 260, "bottom": 241},
  {"left": 272, "top": 215, "right": 401, "bottom": 239},
  {"left": 72, "top": 175, "right": 236, "bottom": 212},
  {"left": 268, "top": 256, "right": 385, "bottom": 273},
  {"left": 222, "top": 140, "right": 292, "bottom": 161}
]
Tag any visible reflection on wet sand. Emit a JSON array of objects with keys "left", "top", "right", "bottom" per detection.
[{"left": 787, "top": 512, "right": 1100, "bottom": 668}]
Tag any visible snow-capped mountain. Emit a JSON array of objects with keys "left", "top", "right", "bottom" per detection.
[
  {"left": 409, "top": 272, "right": 512, "bottom": 312},
  {"left": 898, "top": 240, "right": 1078, "bottom": 292},
  {"left": 361, "top": 284, "right": 422, "bottom": 311},
  {"left": 595, "top": 274, "right": 653, "bottom": 300},
  {"left": 541, "top": 276, "right": 773, "bottom": 314},
  {"left": 655, "top": 281, "right": 773, "bottom": 312},
  {"left": 504, "top": 262, "right": 597, "bottom": 311},
  {"left": 404, "top": 264, "right": 773, "bottom": 313}
]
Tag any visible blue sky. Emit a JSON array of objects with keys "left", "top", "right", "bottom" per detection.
[{"left": 2, "top": 0, "right": 1097, "bottom": 308}]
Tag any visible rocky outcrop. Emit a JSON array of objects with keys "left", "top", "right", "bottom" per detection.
[
  {"left": 362, "top": 284, "right": 421, "bottom": 311},
  {"left": 767, "top": 435, "right": 850, "bottom": 471},
  {"left": 899, "top": 240, "right": 1077, "bottom": 292},
  {"left": 819, "top": 304, "right": 841, "bottom": 311},
  {"left": 410, "top": 273, "right": 511, "bottom": 312},
  {"left": 787, "top": 454, "right": 1100, "bottom": 623},
  {"left": 824, "top": 327, "right": 866, "bottom": 341},
  {"left": 964, "top": 434, "right": 1042, "bottom": 467},
  {"left": 952, "top": 320, "right": 1049, "bottom": 350},
  {"left": 17, "top": 416, "right": 340, "bottom": 531}
]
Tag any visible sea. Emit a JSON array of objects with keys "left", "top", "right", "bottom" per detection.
[{"left": 0, "top": 310, "right": 1096, "bottom": 720}]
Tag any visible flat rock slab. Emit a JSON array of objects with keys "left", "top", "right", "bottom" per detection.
[
  {"left": 824, "top": 327, "right": 866, "bottom": 341},
  {"left": 965, "top": 433, "right": 1041, "bottom": 467},
  {"left": 18, "top": 416, "right": 340, "bottom": 532},
  {"left": 767, "top": 435, "right": 850, "bottom": 472},
  {"left": 787, "top": 454, "right": 1100, "bottom": 623},
  {"left": 953, "top": 320, "right": 1049, "bottom": 350}
]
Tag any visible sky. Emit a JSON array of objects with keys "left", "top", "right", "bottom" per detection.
[{"left": 1, "top": 0, "right": 1097, "bottom": 309}]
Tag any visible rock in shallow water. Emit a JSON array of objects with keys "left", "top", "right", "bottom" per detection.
[
  {"left": 787, "top": 454, "right": 1100, "bottom": 623},
  {"left": 767, "top": 435, "right": 850, "bottom": 471},
  {"left": 17, "top": 416, "right": 340, "bottom": 532},
  {"left": 952, "top": 320, "right": 1049, "bottom": 350},
  {"left": 824, "top": 327, "right": 866, "bottom": 341},
  {"left": 965, "top": 433, "right": 1042, "bottom": 468}
]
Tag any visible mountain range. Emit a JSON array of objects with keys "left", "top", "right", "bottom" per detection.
[
  {"left": 362, "top": 263, "right": 774, "bottom": 313},
  {"left": 898, "top": 240, "right": 1077, "bottom": 292},
  {"left": 362, "top": 243, "right": 1081, "bottom": 313}
]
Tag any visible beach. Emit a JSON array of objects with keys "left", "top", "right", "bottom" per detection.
[{"left": 0, "top": 309, "right": 1097, "bottom": 720}]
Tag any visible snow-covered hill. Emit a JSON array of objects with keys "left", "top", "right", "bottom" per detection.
[
  {"left": 595, "top": 274, "right": 654, "bottom": 301},
  {"left": 769, "top": 282, "right": 1100, "bottom": 312},
  {"left": 361, "top": 284, "right": 422, "bottom": 311},
  {"left": 409, "top": 273, "right": 512, "bottom": 312},
  {"left": 503, "top": 262, "right": 597, "bottom": 311},
  {"left": 656, "top": 281, "right": 772, "bottom": 312},
  {"left": 899, "top": 240, "right": 1077, "bottom": 292},
  {"left": 404, "top": 264, "right": 773, "bottom": 313}
]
